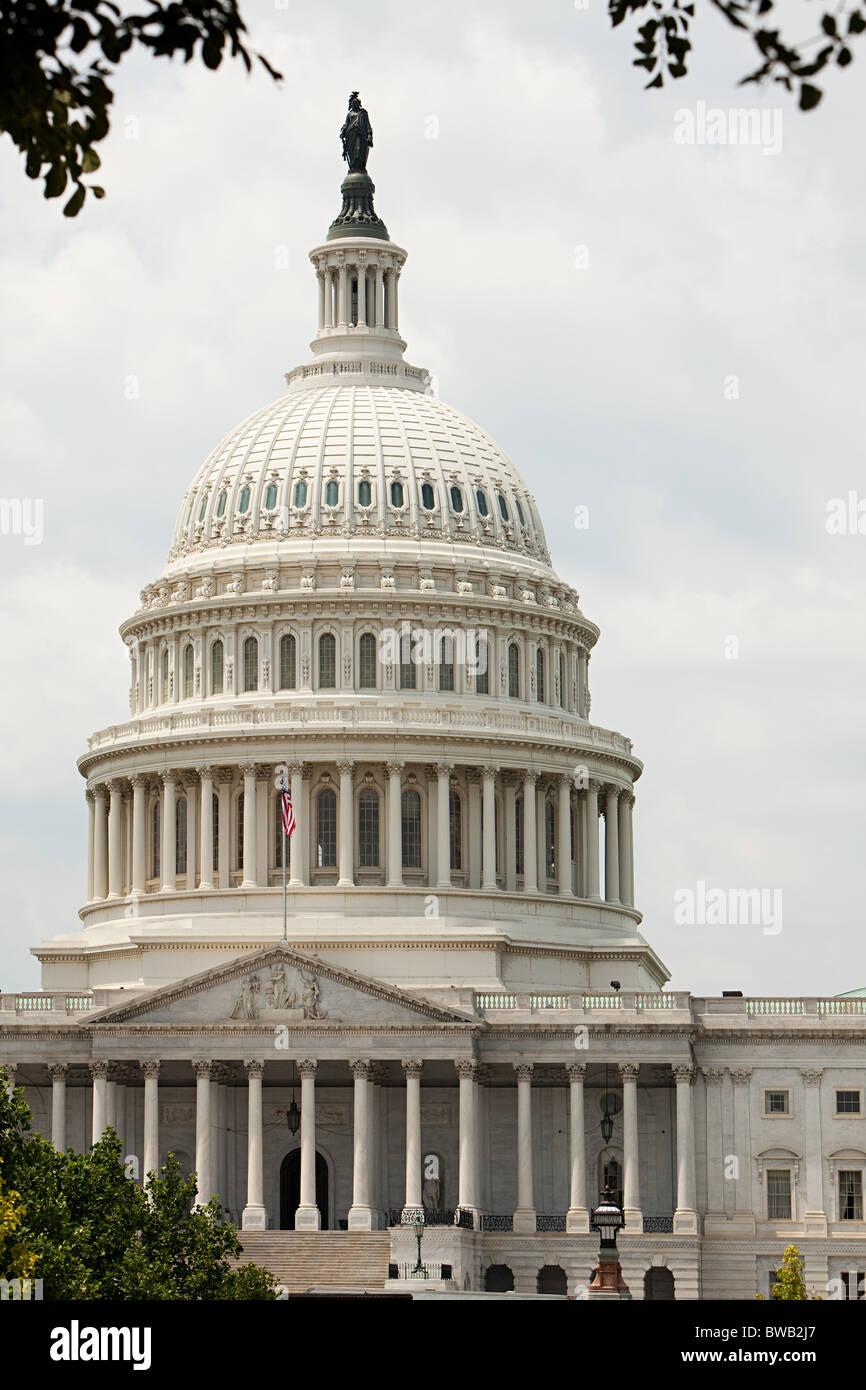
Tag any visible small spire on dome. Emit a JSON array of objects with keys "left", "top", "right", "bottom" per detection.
[{"left": 328, "top": 92, "right": 389, "bottom": 241}]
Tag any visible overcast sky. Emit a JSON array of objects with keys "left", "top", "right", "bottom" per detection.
[{"left": 1, "top": 0, "right": 864, "bottom": 995}]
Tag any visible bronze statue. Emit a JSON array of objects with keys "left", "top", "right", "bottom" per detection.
[{"left": 340, "top": 92, "right": 373, "bottom": 172}]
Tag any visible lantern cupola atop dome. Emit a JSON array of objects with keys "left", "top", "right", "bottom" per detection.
[{"left": 298, "top": 93, "right": 420, "bottom": 383}]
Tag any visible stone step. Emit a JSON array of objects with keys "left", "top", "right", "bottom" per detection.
[{"left": 236, "top": 1232, "right": 392, "bottom": 1290}]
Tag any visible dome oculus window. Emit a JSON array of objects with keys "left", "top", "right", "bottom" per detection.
[
  {"left": 449, "top": 485, "right": 464, "bottom": 513},
  {"left": 264, "top": 483, "right": 278, "bottom": 510},
  {"left": 215, "top": 490, "right": 227, "bottom": 519},
  {"left": 358, "top": 479, "right": 372, "bottom": 507},
  {"left": 475, "top": 489, "right": 489, "bottom": 517},
  {"left": 325, "top": 479, "right": 339, "bottom": 507},
  {"left": 390, "top": 480, "right": 404, "bottom": 508},
  {"left": 420, "top": 482, "right": 436, "bottom": 510},
  {"left": 294, "top": 481, "right": 308, "bottom": 508},
  {"left": 238, "top": 485, "right": 251, "bottom": 515}
]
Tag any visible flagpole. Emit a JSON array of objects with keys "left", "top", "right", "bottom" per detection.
[{"left": 282, "top": 811, "right": 287, "bottom": 944}]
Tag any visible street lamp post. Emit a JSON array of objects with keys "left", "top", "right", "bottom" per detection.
[
  {"left": 588, "top": 1183, "right": 630, "bottom": 1299},
  {"left": 402, "top": 1207, "right": 427, "bottom": 1278}
]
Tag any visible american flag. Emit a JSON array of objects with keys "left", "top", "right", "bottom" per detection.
[{"left": 281, "top": 788, "right": 296, "bottom": 837}]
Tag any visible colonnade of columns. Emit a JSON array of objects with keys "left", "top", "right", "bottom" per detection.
[
  {"left": 315, "top": 252, "right": 400, "bottom": 333},
  {"left": 51, "top": 1055, "right": 697, "bottom": 1236},
  {"left": 84, "top": 762, "right": 636, "bottom": 906}
]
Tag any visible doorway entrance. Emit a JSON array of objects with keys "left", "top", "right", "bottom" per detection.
[{"left": 279, "top": 1149, "right": 329, "bottom": 1229}]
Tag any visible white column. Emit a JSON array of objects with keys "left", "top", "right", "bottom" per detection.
[
  {"left": 92, "top": 786, "right": 108, "bottom": 900},
  {"left": 217, "top": 771, "right": 231, "bottom": 889},
  {"left": 114, "top": 1081, "right": 126, "bottom": 1152},
  {"left": 731, "top": 1067, "right": 754, "bottom": 1224},
  {"left": 702, "top": 1068, "right": 725, "bottom": 1228},
  {"left": 324, "top": 268, "right": 334, "bottom": 328},
  {"left": 337, "top": 261, "right": 348, "bottom": 325},
  {"left": 288, "top": 762, "right": 307, "bottom": 887},
  {"left": 295, "top": 1059, "right": 320, "bottom": 1229},
  {"left": 456, "top": 1059, "right": 478, "bottom": 1217},
  {"left": 619, "top": 1062, "right": 642, "bottom": 1227},
  {"left": 577, "top": 647, "right": 588, "bottom": 717},
  {"left": 193, "top": 1060, "right": 213, "bottom": 1207},
  {"left": 106, "top": 1077, "right": 117, "bottom": 1129},
  {"left": 557, "top": 774, "right": 574, "bottom": 898},
  {"left": 242, "top": 1060, "right": 266, "bottom": 1229},
  {"left": 86, "top": 790, "right": 95, "bottom": 902},
  {"left": 673, "top": 1063, "right": 698, "bottom": 1234},
  {"left": 802, "top": 1069, "right": 827, "bottom": 1234},
  {"left": 348, "top": 1059, "right": 373, "bottom": 1229},
  {"left": 436, "top": 764, "right": 452, "bottom": 889},
  {"left": 618, "top": 792, "right": 633, "bottom": 907},
  {"left": 142, "top": 1060, "right": 160, "bottom": 1181},
  {"left": 402, "top": 1059, "right": 423, "bottom": 1215},
  {"left": 504, "top": 776, "right": 517, "bottom": 892},
  {"left": 337, "top": 760, "right": 355, "bottom": 888},
  {"left": 198, "top": 765, "right": 214, "bottom": 890},
  {"left": 107, "top": 780, "right": 123, "bottom": 898},
  {"left": 130, "top": 775, "right": 146, "bottom": 895},
  {"left": 536, "top": 780, "right": 546, "bottom": 890},
  {"left": 392, "top": 269, "right": 399, "bottom": 332},
  {"left": 481, "top": 768, "right": 497, "bottom": 890},
  {"left": 522, "top": 771, "right": 538, "bottom": 893},
  {"left": 356, "top": 257, "right": 367, "bottom": 326},
  {"left": 566, "top": 1063, "right": 589, "bottom": 1231},
  {"left": 49, "top": 1063, "right": 68, "bottom": 1151},
  {"left": 90, "top": 1061, "right": 109, "bottom": 1143},
  {"left": 386, "top": 760, "right": 403, "bottom": 887},
  {"left": 513, "top": 1063, "right": 536, "bottom": 1232},
  {"left": 317, "top": 268, "right": 326, "bottom": 328},
  {"left": 160, "top": 771, "right": 176, "bottom": 892},
  {"left": 374, "top": 264, "right": 384, "bottom": 327},
  {"left": 241, "top": 764, "right": 257, "bottom": 888},
  {"left": 585, "top": 781, "right": 601, "bottom": 900},
  {"left": 186, "top": 777, "right": 198, "bottom": 888},
  {"left": 604, "top": 785, "right": 620, "bottom": 903}
]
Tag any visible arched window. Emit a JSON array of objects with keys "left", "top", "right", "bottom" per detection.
[
  {"left": 236, "top": 792, "right": 244, "bottom": 870},
  {"left": 319, "top": 632, "right": 336, "bottom": 689},
  {"left": 264, "top": 482, "right": 278, "bottom": 510},
  {"left": 536, "top": 647, "right": 545, "bottom": 703},
  {"left": 484, "top": 1265, "right": 514, "bottom": 1293},
  {"left": 294, "top": 480, "right": 308, "bottom": 508},
  {"left": 279, "top": 634, "right": 296, "bottom": 690},
  {"left": 515, "top": 793, "right": 524, "bottom": 877},
  {"left": 211, "top": 640, "right": 224, "bottom": 695},
  {"left": 160, "top": 647, "right": 169, "bottom": 699},
  {"left": 497, "top": 492, "right": 509, "bottom": 523},
  {"left": 401, "top": 788, "right": 421, "bottom": 869},
  {"left": 449, "top": 790, "right": 462, "bottom": 871},
  {"left": 238, "top": 485, "right": 251, "bottom": 514},
  {"left": 508, "top": 642, "right": 520, "bottom": 699},
  {"left": 151, "top": 801, "right": 160, "bottom": 879},
  {"left": 216, "top": 490, "right": 227, "bottom": 519},
  {"left": 359, "top": 632, "right": 377, "bottom": 689},
  {"left": 316, "top": 787, "right": 337, "bottom": 867},
  {"left": 176, "top": 795, "right": 187, "bottom": 875},
  {"left": 475, "top": 488, "right": 489, "bottom": 517},
  {"left": 420, "top": 482, "right": 435, "bottom": 510},
  {"left": 399, "top": 631, "right": 416, "bottom": 690},
  {"left": 325, "top": 479, "right": 339, "bottom": 507},
  {"left": 439, "top": 635, "right": 454, "bottom": 692},
  {"left": 390, "top": 480, "right": 404, "bottom": 508},
  {"left": 198, "top": 495, "right": 207, "bottom": 523},
  {"left": 559, "top": 652, "right": 566, "bottom": 709},
  {"left": 475, "top": 637, "right": 489, "bottom": 696},
  {"left": 537, "top": 1265, "right": 567, "bottom": 1296},
  {"left": 182, "top": 644, "right": 194, "bottom": 699},
  {"left": 212, "top": 793, "right": 219, "bottom": 871},
  {"left": 358, "top": 479, "right": 372, "bottom": 506},
  {"left": 545, "top": 798, "right": 556, "bottom": 880},
  {"left": 449, "top": 485, "right": 464, "bottom": 513},
  {"left": 515, "top": 498, "right": 525, "bottom": 527},
  {"left": 243, "top": 636, "right": 258, "bottom": 692},
  {"left": 358, "top": 787, "right": 380, "bottom": 867}
]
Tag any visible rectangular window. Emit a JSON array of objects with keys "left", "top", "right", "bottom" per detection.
[
  {"left": 767, "top": 1169, "right": 792, "bottom": 1220},
  {"left": 840, "top": 1171, "right": 863, "bottom": 1221},
  {"left": 836, "top": 1090, "right": 861, "bottom": 1115},
  {"left": 764, "top": 1090, "right": 790, "bottom": 1115},
  {"left": 401, "top": 791, "right": 421, "bottom": 869}
]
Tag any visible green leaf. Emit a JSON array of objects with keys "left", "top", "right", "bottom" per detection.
[
  {"left": 44, "top": 163, "right": 67, "bottom": 199},
  {"left": 81, "top": 148, "right": 101, "bottom": 173},
  {"left": 63, "top": 185, "right": 86, "bottom": 217},
  {"left": 92, "top": 186, "right": 106, "bottom": 199}
]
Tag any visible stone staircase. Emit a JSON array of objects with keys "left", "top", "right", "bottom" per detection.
[{"left": 236, "top": 1231, "right": 392, "bottom": 1292}]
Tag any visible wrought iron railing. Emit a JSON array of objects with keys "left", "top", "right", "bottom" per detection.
[
  {"left": 389, "top": 1207, "right": 473, "bottom": 1229},
  {"left": 536, "top": 1214, "right": 567, "bottom": 1232},
  {"left": 480, "top": 1214, "right": 513, "bottom": 1231}
]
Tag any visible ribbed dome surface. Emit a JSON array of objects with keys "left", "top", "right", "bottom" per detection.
[{"left": 169, "top": 384, "right": 551, "bottom": 565}]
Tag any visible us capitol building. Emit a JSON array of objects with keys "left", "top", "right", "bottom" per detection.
[{"left": 3, "top": 100, "right": 864, "bottom": 1301}]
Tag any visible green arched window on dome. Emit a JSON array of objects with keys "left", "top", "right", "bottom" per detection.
[
  {"left": 216, "top": 490, "right": 227, "bottom": 519},
  {"left": 279, "top": 633, "right": 296, "bottom": 690},
  {"left": 401, "top": 789, "right": 421, "bottom": 869},
  {"left": 536, "top": 647, "right": 545, "bottom": 703},
  {"left": 358, "top": 787, "right": 380, "bottom": 867},
  {"left": 399, "top": 632, "right": 416, "bottom": 690},
  {"left": 243, "top": 636, "right": 258, "bottom": 692},
  {"left": 160, "top": 647, "right": 169, "bottom": 700},
  {"left": 318, "top": 633, "right": 336, "bottom": 689},
  {"left": 475, "top": 489, "right": 489, "bottom": 518},
  {"left": 316, "top": 788, "right": 337, "bottom": 867},
  {"left": 211, "top": 640, "right": 224, "bottom": 695},
  {"left": 198, "top": 496, "right": 207, "bottom": 523},
  {"left": 508, "top": 643, "right": 520, "bottom": 699},
  {"left": 358, "top": 632, "right": 377, "bottom": 689},
  {"left": 439, "top": 635, "right": 454, "bottom": 692},
  {"left": 182, "top": 644, "right": 194, "bottom": 699},
  {"left": 560, "top": 652, "right": 566, "bottom": 709},
  {"left": 420, "top": 482, "right": 435, "bottom": 511},
  {"left": 294, "top": 480, "right": 308, "bottom": 508},
  {"left": 358, "top": 479, "right": 372, "bottom": 507},
  {"left": 449, "top": 485, "right": 464, "bottom": 513},
  {"left": 497, "top": 492, "right": 509, "bottom": 522},
  {"left": 515, "top": 498, "right": 525, "bottom": 527},
  {"left": 264, "top": 483, "right": 278, "bottom": 510},
  {"left": 325, "top": 479, "right": 339, "bottom": 507},
  {"left": 238, "top": 485, "right": 251, "bottom": 514},
  {"left": 475, "top": 637, "right": 489, "bottom": 696},
  {"left": 390, "top": 480, "right": 404, "bottom": 508}
]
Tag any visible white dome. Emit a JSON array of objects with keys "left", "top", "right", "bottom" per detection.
[{"left": 169, "top": 383, "right": 551, "bottom": 566}]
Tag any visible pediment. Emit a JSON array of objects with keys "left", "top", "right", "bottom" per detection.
[{"left": 86, "top": 946, "right": 468, "bottom": 1028}]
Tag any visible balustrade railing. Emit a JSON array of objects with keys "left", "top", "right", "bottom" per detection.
[{"left": 642, "top": 1215, "right": 674, "bottom": 1233}]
